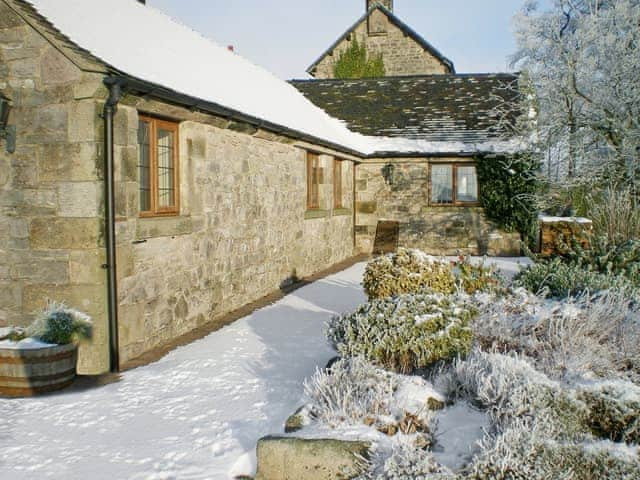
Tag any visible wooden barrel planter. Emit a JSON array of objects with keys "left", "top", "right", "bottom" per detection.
[{"left": 0, "top": 343, "right": 78, "bottom": 397}]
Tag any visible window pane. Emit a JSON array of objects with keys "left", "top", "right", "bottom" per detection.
[
  {"left": 138, "top": 120, "right": 151, "bottom": 212},
  {"left": 431, "top": 165, "right": 453, "bottom": 204},
  {"left": 307, "top": 153, "right": 320, "bottom": 209},
  {"left": 457, "top": 166, "right": 478, "bottom": 202},
  {"left": 157, "top": 128, "right": 175, "bottom": 208}
]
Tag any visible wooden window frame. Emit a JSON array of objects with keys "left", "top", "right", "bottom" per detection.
[
  {"left": 429, "top": 162, "right": 480, "bottom": 207},
  {"left": 138, "top": 115, "right": 180, "bottom": 217},
  {"left": 333, "top": 158, "right": 343, "bottom": 209},
  {"left": 307, "top": 152, "right": 321, "bottom": 210}
]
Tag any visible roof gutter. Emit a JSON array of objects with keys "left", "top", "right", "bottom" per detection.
[
  {"left": 106, "top": 75, "right": 365, "bottom": 160},
  {"left": 103, "top": 77, "right": 125, "bottom": 373}
]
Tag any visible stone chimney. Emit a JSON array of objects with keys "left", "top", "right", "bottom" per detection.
[{"left": 366, "top": 0, "right": 393, "bottom": 11}]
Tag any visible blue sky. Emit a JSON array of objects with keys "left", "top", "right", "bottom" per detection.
[{"left": 148, "top": 0, "right": 538, "bottom": 79}]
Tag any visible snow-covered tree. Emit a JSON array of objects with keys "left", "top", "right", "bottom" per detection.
[{"left": 511, "top": 0, "right": 640, "bottom": 189}]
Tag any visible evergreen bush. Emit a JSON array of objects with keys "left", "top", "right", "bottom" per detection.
[
  {"left": 475, "top": 154, "right": 541, "bottom": 247},
  {"left": 362, "top": 248, "right": 456, "bottom": 300},
  {"left": 513, "top": 258, "right": 636, "bottom": 298},
  {"left": 327, "top": 293, "right": 475, "bottom": 374},
  {"left": 454, "top": 255, "right": 504, "bottom": 294}
]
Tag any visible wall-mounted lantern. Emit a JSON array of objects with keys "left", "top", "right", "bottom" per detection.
[
  {"left": 0, "top": 92, "right": 16, "bottom": 154},
  {"left": 381, "top": 163, "right": 395, "bottom": 185}
]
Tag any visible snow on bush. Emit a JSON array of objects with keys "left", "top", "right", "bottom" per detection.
[
  {"left": 473, "top": 288, "right": 640, "bottom": 382},
  {"left": 468, "top": 416, "right": 640, "bottom": 480},
  {"left": 577, "top": 380, "right": 640, "bottom": 444},
  {"left": 303, "top": 358, "right": 442, "bottom": 437},
  {"left": 454, "top": 255, "right": 505, "bottom": 295},
  {"left": 327, "top": 293, "right": 475, "bottom": 373},
  {"left": 362, "top": 249, "right": 504, "bottom": 301},
  {"left": 303, "top": 357, "right": 398, "bottom": 427},
  {"left": 451, "top": 350, "right": 591, "bottom": 439},
  {"left": 363, "top": 437, "right": 455, "bottom": 480},
  {"left": 26, "top": 301, "right": 93, "bottom": 345},
  {"left": 514, "top": 257, "right": 637, "bottom": 299},
  {"left": 362, "top": 248, "right": 456, "bottom": 300}
]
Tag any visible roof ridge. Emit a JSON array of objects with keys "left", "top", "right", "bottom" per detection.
[
  {"left": 306, "top": 5, "right": 455, "bottom": 76},
  {"left": 290, "top": 72, "right": 519, "bottom": 83}
]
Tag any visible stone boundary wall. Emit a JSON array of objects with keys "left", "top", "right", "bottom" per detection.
[
  {"left": 311, "top": 11, "right": 449, "bottom": 79},
  {"left": 355, "top": 160, "right": 521, "bottom": 256},
  {"left": 0, "top": 3, "right": 109, "bottom": 373}
]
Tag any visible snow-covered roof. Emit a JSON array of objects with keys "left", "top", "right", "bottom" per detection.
[
  {"left": 25, "top": 0, "right": 370, "bottom": 154},
  {"left": 23, "top": 0, "right": 520, "bottom": 157}
]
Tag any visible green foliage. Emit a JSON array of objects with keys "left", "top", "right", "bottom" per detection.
[
  {"left": 363, "top": 248, "right": 456, "bottom": 300},
  {"left": 332, "top": 37, "right": 385, "bottom": 79},
  {"left": 476, "top": 154, "right": 541, "bottom": 247},
  {"left": 27, "top": 301, "right": 93, "bottom": 345},
  {"left": 562, "top": 236, "right": 640, "bottom": 281},
  {"left": 326, "top": 293, "right": 476, "bottom": 374},
  {"left": 454, "top": 255, "right": 505, "bottom": 295},
  {"left": 578, "top": 382, "right": 640, "bottom": 444},
  {"left": 513, "top": 258, "right": 635, "bottom": 298}
]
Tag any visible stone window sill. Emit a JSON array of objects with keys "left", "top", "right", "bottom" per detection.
[
  {"left": 135, "top": 215, "right": 194, "bottom": 240},
  {"left": 332, "top": 208, "right": 352, "bottom": 217},
  {"left": 304, "top": 209, "right": 330, "bottom": 220}
]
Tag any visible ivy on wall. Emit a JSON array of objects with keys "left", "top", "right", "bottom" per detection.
[
  {"left": 333, "top": 37, "right": 385, "bottom": 79},
  {"left": 475, "top": 154, "right": 541, "bottom": 246}
]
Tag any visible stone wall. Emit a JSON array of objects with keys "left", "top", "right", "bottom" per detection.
[
  {"left": 0, "top": 2, "right": 110, "bottom": 373},
  {"left": 310, "top": 11, "right": 449, "bottom": 78},
  {"left": 1, "top": 1, "right": 357, "bottom": 373},
  {"left": 355, "top": 160, "right": 521, "bottom": 256},
  {"left": 112, "top": 99, "right": 355, "bottom": 364}
]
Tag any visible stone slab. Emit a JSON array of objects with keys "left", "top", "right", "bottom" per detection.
[{"left": 255, "top": 436, "right": 370, "bottom": 480}]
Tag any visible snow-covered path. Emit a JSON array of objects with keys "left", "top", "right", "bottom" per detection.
[{"left": 0, "top": 263, "right": 368, "bottom": 480}]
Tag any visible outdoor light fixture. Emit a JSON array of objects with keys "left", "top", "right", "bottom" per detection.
[
  {"left": 381, "top": 163, "right": 395, "bottom": 185},
  {"left": 0, "top": 92, "right": 16, "bottom": 154}
]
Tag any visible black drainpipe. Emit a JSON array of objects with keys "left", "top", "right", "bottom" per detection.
[{"left": 103, "top": 78, "right": 124, "bottom": 373}]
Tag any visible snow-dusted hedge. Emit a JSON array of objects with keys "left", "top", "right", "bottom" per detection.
[
  {"left": 362, "top": 248, "right": 455, "bottom": 300},
  {"left": 327, "top": 293, "right": 475, "bottom": 373},
  {"left": 363, "top": 249, "right": 503, "bottom": 301}
]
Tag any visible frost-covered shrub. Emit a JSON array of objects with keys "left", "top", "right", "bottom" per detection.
[
  {"left": 513, "top": 257, "right": 635, "bottom": 298},
  {"left": 577, "top": 381, "right": 640, "bottom": 444},
  {"left": 327, "top": 293, "right": 475, "bottom": 373},
  {"left": 364, "top": 438, "right": 455, "bottom": 480},
  {"left": 454, "top": 255, "right": 504, "bottom": 295},
  {"left": 26, "top": 301, "right": 93, "bottom": 345},
  {"left": 468, "top": 417, "right": 640, "bottom": 480},
  {"left": 303, "top": 357, "right": 397, "bottom": 426},
  {"left": 362, "top": 248, "right": 455, "bottom": 300},
  {"left": 473, "top": 289, "right": 640, "bottom": 382}
]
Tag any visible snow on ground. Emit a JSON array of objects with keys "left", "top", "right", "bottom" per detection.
[
  {"left": 0, "top": 258, "right": 527, "bottom": 480},
  {"left": 0, "top": 264, "right": 367, "bottom": 480}
]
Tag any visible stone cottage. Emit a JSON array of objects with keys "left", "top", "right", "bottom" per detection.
[
  {"left": 293, "top": 0, "right": 522, "bottom": 255},
  {"left": 0, "top": 0, "right": 521, "bottom": 374}
]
